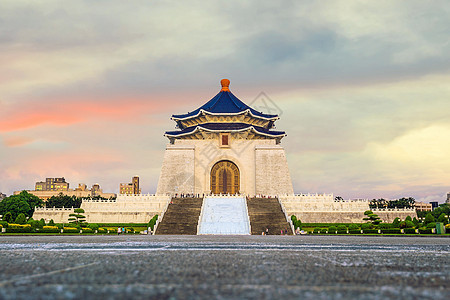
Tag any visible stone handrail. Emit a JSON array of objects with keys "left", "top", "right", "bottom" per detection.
[
  {"left": 197, "top": 197, "right": 206, "bottom": 235},
  {"left": 35, "top": 207, "right": 74, "bottom": 211},
  {"left": 278, "top": 198, "right": 295, "bottom": 234},
  {"left": 152, "top": 197, "right": 172, "bottom": 235},
  {"left": 372, "top": 208, "right": 415, "bottom": 211}
]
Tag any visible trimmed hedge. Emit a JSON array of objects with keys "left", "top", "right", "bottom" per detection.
[
  {"left": 419, "top": 228, "right": 433, "bottom": 234},
  {"left": 404, "top": 228, "right": 417, "bottom": 234},
  {"left": 337, "top": 230, "right": 348, "bottom": 234},
  {"left": 313, "top": 227, "right": 320, "bottom": 234},
  {"left": 81, "top": 228, "right": 94, "bottom": 234},
  {"left": 98, "top": 228, "right": 107, "bottom": 234},
  {"left": 363, "top": 229, "right": 379, "bottom": 234},
  {"left": 349, "top": 230, "right": 362, "bottom": 234},
  {"left": 381, "top": 228, "right": 402, "bottom": 234},
  {"left": 63, "top": 227, "right": 79, "bottom": 233},
  {"left": 41, "top": 226, "right": 59, "bottom": 233},
  {"left": 7, "top": 224, "right": 32, "bottom": 233}
]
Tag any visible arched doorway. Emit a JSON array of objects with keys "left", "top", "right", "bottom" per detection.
[{"left": 210, "top": 160, "right": 240, "bottom": 194}]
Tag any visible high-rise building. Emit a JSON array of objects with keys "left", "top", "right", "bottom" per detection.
[
  {"left": 120, "top": 176, "right": 141, "bottom": 195},
  {"left": 430, "top": 201, "right": 439, "bottom": 210},
  {"left": 35, "top": 177, "right": 69, "bottom": 191},
  {"left": 446, "top": 192, "right": 450, "bottom": 204},
  {"left": 0, "top": 193, "right": 6, "bottom": 201}
]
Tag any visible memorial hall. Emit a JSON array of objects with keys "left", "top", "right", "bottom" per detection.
[{"left": 34, "top": 79, "right": 415, "bottom": 233}]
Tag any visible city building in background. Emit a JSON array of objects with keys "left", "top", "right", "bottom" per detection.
[
  {"left": 35, "top": 177, "right": 69, "bottom": 191},
  {"left": 0, "top": 193, "right": 6, "bottom": 201},
  {"left": 430, "top": 201, "right": 439, "bottom": 210},
  {"left": 120, "top": 176, "right": 141, "bottom": 195},
  {"left": 415, "top": 201, "right": 432, "bottom": 212},
  {"left": 446, "top": 192, "right": 450, "bottom": 204},
  {"left": 15, "top": 178, "right": 115, "bottom": 201}
]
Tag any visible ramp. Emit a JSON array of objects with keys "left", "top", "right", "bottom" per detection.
[{"left": 198, "top": 196, "right": 251, "bottom": 235}]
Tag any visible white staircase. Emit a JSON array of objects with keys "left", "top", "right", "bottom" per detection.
[{"left": 197, "top": 196, "right": 251, "bottom": 235}]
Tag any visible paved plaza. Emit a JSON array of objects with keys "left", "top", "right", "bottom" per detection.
[{"left": 0, "top": 235, "right": 448, "bottom": 299}]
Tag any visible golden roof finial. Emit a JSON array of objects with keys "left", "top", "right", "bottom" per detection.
[{"left": 220, "top": 79, "right": 230, "bottom": 91}]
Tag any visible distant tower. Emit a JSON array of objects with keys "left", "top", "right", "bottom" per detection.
[
  {"left": 120, "top": 176, "right": 141, "bottom": 195},
  {"left": 446, "top": 192, "right": 450, "bottom": 204},
  {"left": 132, "top": 176, "right": 140, "bottom": 195}
]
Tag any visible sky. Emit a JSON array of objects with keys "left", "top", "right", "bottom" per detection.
[{"left": 0, "top": 1, "right": 449, "bottom": 203}]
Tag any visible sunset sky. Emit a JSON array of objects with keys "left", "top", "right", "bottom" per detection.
[{"left": 1, "top": 1, "right": 449, "bottom": 203}]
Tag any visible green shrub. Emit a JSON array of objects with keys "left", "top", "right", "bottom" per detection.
[
  {"left": 381, "top": 228, "right": 402, "bottom": 234},
  {"left": 87, "top": 223, "right": 99, "bottom": 231},
  {"left": 98, "top": 228, "right": 107, "bottom": 234},
  {"left": 328, "top": 226, "right": 337, "bottom": 233},
  {"left": 148, "top": 215, "right": 159, "bottom": 230},
  {"left": 81, "top": 228, "right": 93, "bottom": 233},
  {"left": 349, "top": 230, "right": 362, "bottom": 234},
  {"left": 424, "top": 213, "right": 435, "bottom": 224},
  {"left": 126, "top": 227, "right": 135, "bottom": 233},
  {"left": 337, "top": 225, "right": 347, "bottom": 234},
  {"left": 426, "top": 222, "right": 436, "bottom": 229},
  {"left": 437, "top": 213, "right": 449, "bottom": 225},
  {"left": 405, "top": 216, "right": 412, "bottom": 222},
  {"left": 404, "top": 220, "right": 415, "bottom": 228},
  {"left": 313, "top": 227, "right": 320, "bottom": 234},
  {"left": 3, "top": 212, "right": 13, "bottom": 223},
  {"left": 7, "top": 224, "right": 32, "bottom": 233},
  {"left": 379, "top": 223, "right": 392, "bottom": 229},
  {"left": 418, "top": 228, "right": 433, "bottom": 234},
  {"left": 291, "top": 215, "right": 297, "bottom": 223},
  {"left": 0, "top": 221, "right": 8, "bottom": 228},
  {"left": 392, "top": 218, "right": 401, "bottom": 227},
  {"left": 404, "top": 228, "right": 416, "bottom": 234},
  {"left": 363, "top": 229, "right": 379, "bottom": 234},
  {"left": 348, "top": 224, "right": 359, "bottom": 230},
  {"left": 14, "top": 213, "right": 27, "bottom": 224},
  {"left": 361, "top": 223, "right": 374, "bottom": 230},
  {"left": 41, "top": 226, "right": 59, "bottom": 233},
  {"left": 48, "top": 219, "right": 55, "bottom": 226},
  {"left": 63, "top": 227, "right": 79, "bottom": 233},
  {"left": 337, "top": 225, "right": 347, "bottom": 231}
]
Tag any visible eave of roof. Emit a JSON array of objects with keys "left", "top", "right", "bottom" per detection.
[{"left": 165, "top": 123, "right": 286, "bottom": 138}]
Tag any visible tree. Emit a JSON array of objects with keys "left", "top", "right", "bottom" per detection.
[
  {"left": 424, "top": 213, "right": 435, "bottom": 225},
  {"left": 437, "top": 213, "right": 448, "bottom": 225},
  {"left": 363, "top": 210, "right": 382, "bottom": 225},
  {"left": 3, "top": 212, "right": 13, "bottom": 223},
  {"left": 68, "top": 208, "right": 86, "bottom": 225},
  {"left": 0, "top": 191, "right": 43, "bottom": 220},
  {"left": 392, "top": 217, "right": 401, "bottom": 227},
  {"left": 14, "top": 213, "right": 27, "bottom": 224},
  {"left": 46, "top": 193, "right": 82, "bottom": 208}
]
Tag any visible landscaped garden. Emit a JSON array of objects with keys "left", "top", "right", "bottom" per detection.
[{"left": 291, "top": 209, "right": 450, "bottom": 235}]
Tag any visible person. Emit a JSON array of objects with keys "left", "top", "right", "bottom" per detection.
[
  {"left": 117, "top": 227, "right": 121, "bottom": 235},
  {"left": 265, "top": 228, "right": 269, "bottom": 235}
]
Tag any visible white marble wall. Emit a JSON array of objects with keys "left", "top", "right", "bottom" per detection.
[{"left": 156, "top": 138, "right": 294, "bottom": 196}]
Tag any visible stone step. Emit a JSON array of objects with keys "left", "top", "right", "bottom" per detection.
[
  {"left": 247, "top": 197, "right": 293, "bottom": 235},
  {"left": 155, "top": 197, "right": 203, "bottom": 235}
]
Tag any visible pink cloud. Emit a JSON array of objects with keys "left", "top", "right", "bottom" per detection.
[
  {"left": 3, "top": 136, "right": 35, "bottom": 147},
  {"left": 0, "top": 95, "right": 187, "bottom": 133}
]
